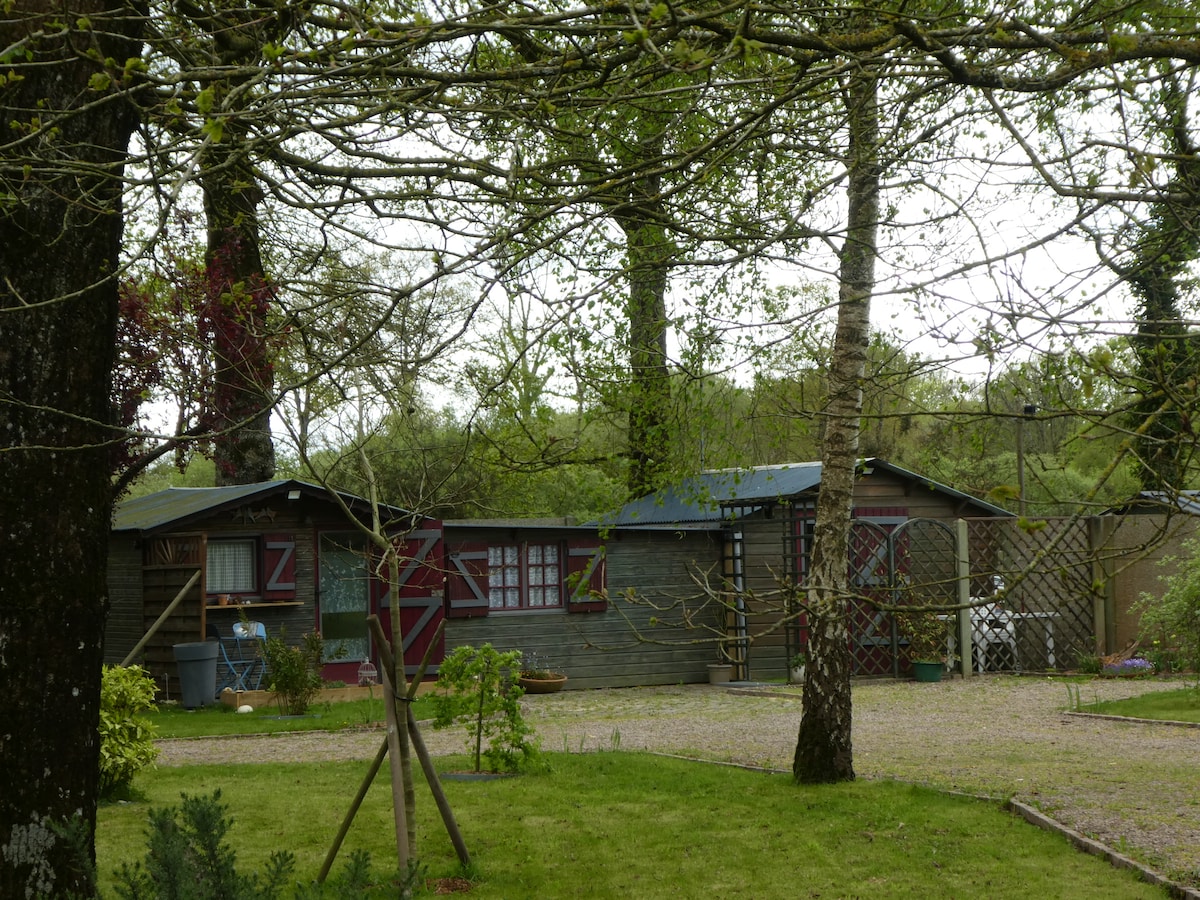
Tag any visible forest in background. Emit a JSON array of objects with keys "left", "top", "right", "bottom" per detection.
[{"left": 127, "top": 332, "right": 1149, "bottom": 522}]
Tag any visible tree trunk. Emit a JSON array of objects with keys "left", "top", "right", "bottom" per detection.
[
  {"left": 620, "top": 201, "right": 674, "bottom": 499},
  {"left": 200, "top": 17, "right": 276, "bottom": 486},
  {"left": 1126, "top": 78, "right": 1200, "bottom": 493},
  {"left": 793, "top": 68, "right": 880, "bottom": 784},
  {"left": 614, "top": 127, "right": 674, "bottom": 499},
  {"left": 0, "top": 5, "right": 142, "bottom": 896}
]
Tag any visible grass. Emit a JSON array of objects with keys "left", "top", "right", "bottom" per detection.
[
  {"left": 149, "top": 694, "right": 435, "bottom": 738},
  {"left": 1075, "top": 684, "right": 1200, "bottom": 723},
  {"left": 96, "top": 752, "right": 1170, "bottom": 898}
]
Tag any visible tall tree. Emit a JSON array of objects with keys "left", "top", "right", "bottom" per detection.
[
  {"left": 192, "top": 0, "right": 288, "bottom": 484},
  {"left": 793, "top": 59, "right": 880, "bottom": 784},
  {"left": 0, "top": 4, "right": 143, "bottom": 896},
  {"left": 1123, "top": 72, "right": 1200, "bottom": 492}
]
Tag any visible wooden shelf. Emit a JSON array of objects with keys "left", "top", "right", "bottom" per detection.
[{"left": 205, "top": 601, "right": 303, "bottom": 610}]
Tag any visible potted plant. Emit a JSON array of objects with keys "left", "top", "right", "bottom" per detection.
[
  {"left": 707, "top": 646, "right": 735, "bottom": 684},
  {"left": 896, "top": 608, "right": 948, "bottom": 682},
  {"left": 788, "top": 651, "right": 807, "bottom": 684},
  {"left": 259, "top": 627, "right": 345, "bottom": 715},
  {"left": 517, "top": 650, "right": 568, "bottom": 694}
]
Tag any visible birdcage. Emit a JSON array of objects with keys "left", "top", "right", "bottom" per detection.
[{"left": 357, "top": 658, "right": 379, "bottom": 686}]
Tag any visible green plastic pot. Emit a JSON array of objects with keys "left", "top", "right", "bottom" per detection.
[{"left": 911, "top": 661, "right": 944, "bottom": 683}]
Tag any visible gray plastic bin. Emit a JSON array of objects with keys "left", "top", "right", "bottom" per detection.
[{"left": 173, "top": 641, "right": 219, "bottom": 708}]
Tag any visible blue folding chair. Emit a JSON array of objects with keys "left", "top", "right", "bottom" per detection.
[
  {"left": 232, "top": 620, "right": 268, "bottom": 690},
  {"left": 206, "top": 623, "right": 255, "bottom": 694}
]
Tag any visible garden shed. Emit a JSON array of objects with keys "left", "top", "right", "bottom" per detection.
[
  {"left": 106, "top": 480, "right": 444, "bottom": 699},
  {"left": 441, "top": 519, "right": 721, "bottom": 689},
  {"left": 603, "top": 458, "right": 1016, "bottom": 680},
  {"left": 108, "top": 459, "right": 1068, "bottom": 697}
]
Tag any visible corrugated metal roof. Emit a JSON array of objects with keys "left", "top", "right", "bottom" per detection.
[
  {"left": 1110, "top": 490, "right": 1200, "bottom": 516},
  {"left": 602, "top": 463, "right": 823, "bottom": 527},
  {"left": 601, "top": 458, "right": 1012, "bottom": 528},
  {"left": 112, "top": 479, "right": 413, "bottom": 533}
]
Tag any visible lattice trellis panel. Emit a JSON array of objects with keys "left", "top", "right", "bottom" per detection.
[
  {"left": 782, "top": 505, "right": 1098, "bottom": 675},
  {"left": 846, "top": 518, "right": 960, "bottom": 676},
  {"left": 965, "top": 518, "right": 1097, "bottom": 671}
]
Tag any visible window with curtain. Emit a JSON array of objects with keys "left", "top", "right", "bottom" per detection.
[
  {"left": 207, "top": 539, "right": 257, "bottom": 594},
  {"left": 488, "top": 543, "right": 562, "bottom": 610},
  {"left": 526, "top": 543, "right": 560, "bottom": 608}
]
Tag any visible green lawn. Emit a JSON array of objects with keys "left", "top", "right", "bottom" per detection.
[
  {"left": 96, "top": 752, "right": 1170, "bottom": 898},
  {"left": 149, "top": 694, "right": 435, "bottom": 738},
  {"left": 1078, "top": 685, "right": 1200, "bottom": 723}
]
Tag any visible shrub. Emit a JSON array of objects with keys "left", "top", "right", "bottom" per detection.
[
  {"left": 895, "top": 609, "right": 948, "bottom": 663},
  {"left": 99, "top": 665, "right": 159, "bottom": 799},
  {"left": 113, "top": 792, "right": 406, "bottom": 900},
  {"left": 430, "top": 644, "right": 537, "bottom": 773},
  {"left": 1136, "top": 539, "right": 1200, "bottom": 673},
  {"left": 261, "top": 629, "right": 344, "bottom": 716},
  {"left": 113, "top": 790, "right": 294, "bottom": 900}
]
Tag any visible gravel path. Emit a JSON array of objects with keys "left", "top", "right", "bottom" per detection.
[{"left": 156, "top": 676, "right": 1200, "bottom": 885}]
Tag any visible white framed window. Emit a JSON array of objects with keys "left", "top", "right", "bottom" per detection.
[
  {"left": 488, "top": 545, "right": 522, "bottom": 609},
  {"left": 207, "top": 539, "right": 257, "bottom": 594}
]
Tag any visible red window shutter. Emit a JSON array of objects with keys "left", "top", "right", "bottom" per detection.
[
  {"left": 263, "top": 534, "right": 297, "bottom": 599},
  {"left": 446, "top": 542, "right": 490, "bottom": 618},
  {"left": 566, "top": 539, "right": 606, "bottom": 613},
  {"left": 376, "top": 528, "right": 443, "bottom": 609}
]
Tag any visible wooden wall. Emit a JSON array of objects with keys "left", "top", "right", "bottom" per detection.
[
  {"left": 1095, "top": 512, "right": 1200, "bottom": 652},
  {"left": 111, "top": 499, "right": 331, "bottom": 700},
  {"left": 139, "top": 532, "right": 205, "bottom": 698},
  {"left": 855, "top": 469, "right": 984, "bottom": 518},
  {"left": 103, "top": 535, "right": 144, "bottom": 665},
  {"left": 730, "top": 516, "right": 793, "bottom": 681},
  {"left": 444, "top": 528, "right": 721, "bottom": 689}
]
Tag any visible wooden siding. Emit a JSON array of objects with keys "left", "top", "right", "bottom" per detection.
[
  {"left": 103, "top": 535, "right": 144, "bottom": 665},
  {"left": 1095, "top": 512, "right": 1200, "bottom": 652},
  {"left": 855, "top": 470, "right": 977, "bottom": 519},
  {"left": 141, "top": 548, "right": 205, "bottom": 699},
  {"left": 729, "top": 516, "right": 792, "bottom": 681},
  {"left": 445, "top": 529, "right": 721, "bottom": 688}
]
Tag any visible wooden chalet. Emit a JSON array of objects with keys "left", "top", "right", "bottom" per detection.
[
  {"left": 603, "top": 458, "right": 1014, "bottom": 681},
  {"left": 106, "top": 480, "right": 443, "bottom": 698},
  {"left": 107, "top": 459, "right": 1016, "bottom": 698}
]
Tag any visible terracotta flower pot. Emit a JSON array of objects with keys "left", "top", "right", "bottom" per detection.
[{"left": 519, "top": 674, "right": 568, "bottom": 694}]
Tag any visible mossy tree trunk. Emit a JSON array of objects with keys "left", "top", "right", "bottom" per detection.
[
  {"left": 197, "top": 5, "right": 278, "bottom": 485},
  {"left": 0, "top": 3, "right": 142, "bottom": 896}
]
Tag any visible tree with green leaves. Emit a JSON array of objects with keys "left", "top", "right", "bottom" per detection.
[
  {"left": 1120, "top": 71, "right": 1200, "bottom": 493},
  {"left": 9, "top": 1, "right": 1200, "bottom": 891}
]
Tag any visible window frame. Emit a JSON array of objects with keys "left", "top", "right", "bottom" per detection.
[
  {"left": 487, "top": 541, "right": 564, "bottom": 612},
  {"left": 206, "top": 536, "right": 259, "bottom": 596}
]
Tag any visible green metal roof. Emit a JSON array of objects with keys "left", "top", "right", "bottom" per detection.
[{"left": 112, "top": 479, "right": 414, "bottom": 534}]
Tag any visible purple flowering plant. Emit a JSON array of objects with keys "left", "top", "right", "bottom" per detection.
[{"left": 1101, "top": 657, "right": 1155, "bottom": 677}]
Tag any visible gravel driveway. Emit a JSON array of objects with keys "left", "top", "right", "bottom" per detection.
[{"left": 156, "top": 676, "right": 1200, "bottom": 886}]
